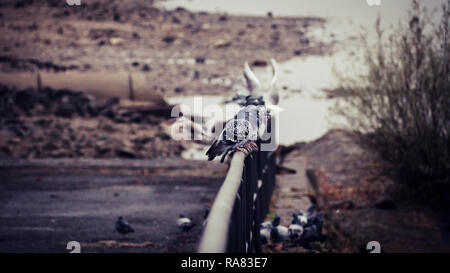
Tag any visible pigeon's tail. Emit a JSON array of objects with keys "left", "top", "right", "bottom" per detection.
[{"left": 206, "top": 140, "right": 232, "bottom": 162}]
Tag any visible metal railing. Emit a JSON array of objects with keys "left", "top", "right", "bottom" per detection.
[{"left": 199, "top": 126, "right": 276, "bottom": 253}]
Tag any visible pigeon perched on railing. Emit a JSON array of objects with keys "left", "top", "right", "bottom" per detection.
[
  {"left": 177, "top": 214, "right": 196, "bottom": 232},
  {"left": 115, "top": 216, "right": 134, "bottom": 235},
  {"left": 206, "top": 59, "right": 277, "bottom": 162},
  {"left": 206, "top": 104, "right": 268, "bottom": 162}
]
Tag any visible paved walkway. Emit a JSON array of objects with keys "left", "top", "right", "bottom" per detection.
[
  {"left": 270, "top": 151, "right": 312, "bottom": 230},
  {"left": 0, "top": 158, "right": 227, "bottom": 253}
]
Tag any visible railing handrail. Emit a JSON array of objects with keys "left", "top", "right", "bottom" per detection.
[{"left": 198, "top": 152, "right": 246, "bottom": 253}]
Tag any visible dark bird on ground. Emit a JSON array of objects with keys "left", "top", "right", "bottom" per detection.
[
  {"left": 115, "top": 216, "right": 134, "bottom": 235},
  {"left": 297, "top": 225, "right": 327, "bottom": 247},
  {"left": 177, "top": 214, "right": 196, "bottom": 232}
]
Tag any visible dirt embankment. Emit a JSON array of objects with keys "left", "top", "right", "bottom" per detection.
[
  {"left": 281, "top": 130, "right": 450, "bottom": 252},
  {"left": 0, "top": 0, "right": 330, "bottom": 97}
]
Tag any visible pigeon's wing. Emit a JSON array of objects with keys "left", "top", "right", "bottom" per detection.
[
  {"left": 206, "top": 118, "right": 248, "bottom": 161},
  {"left": 234, "top": 105, "right": 268, "bottom": 140}
]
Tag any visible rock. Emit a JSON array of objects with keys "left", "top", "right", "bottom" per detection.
[
  {"left": 329, "top": 200, "right": 355, "bottom": 210},
  {"left": 14, "top": 89, "right": 37, "bottom": 111},
  {"left": 252, "top": 59, "right": 267, "bottom": 67},
  {"left": 174, "top": 87, "right": 184, "bottom": 93},
  {"left": 214, "top": 39, "right": 232, "bottom": 48},
  {"left": 116, "top": 148, "right": 137, "bottom": 159},
  {"left": 162, "top": 36, "right": 176, "bottom": 44},
  {"left": 375, "top": 197, "right": 397, "bottom": 210},
  {"left": 142, "top": 64, "right": 151, "bottom": 72},
  {"left": 172, "top": 16, "right": 181, "bottom": 24},
  {"left": 195, "top": 57, "right": 205, "bottom": 64},
  {"left": 300, "top": 38, "right": 310, "bottom": 45},
  {"left": 98, "top": 97, "right": 120, "bottom": 115},
  {"left": 113, "top": 12, "right": 121, "bottom": 22},
  {"left": 55, "top": 102, "right": 76, "bottom": 118},
  {"left": 110, "top": 37, "right": 124, "bottom": 45}
]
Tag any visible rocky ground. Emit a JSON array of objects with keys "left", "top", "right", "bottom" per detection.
[
  {"left": 0, "top": 84, "right": 183, "bottom": 159},
  {"left": 281, "top": 130, "right": 450, "bottom": 253},
  {"left": 0, "top": 0, "right": 330, "bottom": 96}
]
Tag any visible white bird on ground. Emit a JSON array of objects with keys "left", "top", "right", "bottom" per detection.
[
  {"left": 288, "top": 222, "right": 304, "bottom": 241},
  {"left": 177, "top": 214, "right": 196, "bottom": 232},
  {"left": 292, "top": 213, "right": 308, "bottom": 226},
  {"left": 260, "top": 220, "right": 274, "bottom": 244}
]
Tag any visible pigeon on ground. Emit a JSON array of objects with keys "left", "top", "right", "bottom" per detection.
[
  {"left": 292, "top": 213, "right": 308, "bottom": 226},
  {"left": 115, "top": 216, "right": 134, "bottom": 235},
  {"left": 259, "top": 220, "right": 274, "bottom": 244},
  {"left": 270, "top": 216, "right": 289, "bottom": 242},
  {"left": 177, "top": 214, "right": 196, "bottom": 232},
  {"left": 289, "top": 213, "right": 306, "bottom": 241},
  {"left": 206, "top": 104, "right": 268, "bottom": 162},
  {"left": 288, "top": 222, "right": 304, "bottom": 241},
  {"left": 298, "top": 224, "right": 327, "bottom": 247},
  {"left": 260, "top": 226, "right": 272, "bottom": 244}
]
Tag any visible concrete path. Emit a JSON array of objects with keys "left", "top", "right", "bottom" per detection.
[
  {"left": 270, "top": 151, "right": 312, "bottom": 229},
  {"left": 0, "top": 158, "right": 227, "bottom": 253}
]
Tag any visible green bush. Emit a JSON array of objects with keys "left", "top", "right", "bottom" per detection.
[{"left": 334, "top": 1, "right": 449, "bottom": 192}]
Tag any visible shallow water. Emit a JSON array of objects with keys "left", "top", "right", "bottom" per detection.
[
  {"left": 159, "top": 0, "right": 445, "bottom": 27},
  {"left": 161, "top": 0, "right": 446, "bottom": 160}
]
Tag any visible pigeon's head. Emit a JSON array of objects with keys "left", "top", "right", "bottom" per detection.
[
  {"left": 260, "top": 221, "right": 273, "bottom": 230},
  {"left": 272, "top": 216, "right": 281, "bottom": 227},
  {"left": 118, "top": 216, "right": 123, "bottom": 220},
  {"left": 243, "top": 59, "right": 279, "bottom": 106},
  {"left": 179, "top": 214, "right": 185, "bottom": 218},
  {"left": 288, "top": 224, "right": 304, "bottom": 239}
]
